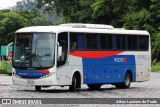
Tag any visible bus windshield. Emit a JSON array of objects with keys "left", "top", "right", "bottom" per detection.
[{"left": 12, "top": 33, "right": 55, "bottom": 69}]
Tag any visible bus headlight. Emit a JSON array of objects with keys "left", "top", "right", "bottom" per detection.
[
  {"left": 13, "top": 72, "right": 22, "bottom": 79},
  {"left": 40, "top": 72, "right": 53, "bottom": 79}
]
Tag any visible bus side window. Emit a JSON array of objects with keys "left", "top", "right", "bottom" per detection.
[
  {"left": 57, "top": 32, "right": 68, "bottom": 67},
  {"left": 139, "top": 36, "right": 149, "bottom": 50},
  {"left": 114, "top": 35, "right": 126, "bottom": 50},
  {"left": 70, "top": 33, "right": 85, "bottom": 50},
  {"left": 100, "top": 34, "right": 113, "bottom": 50},
  {"left": 85, "top": 34, "right": 99, "bottom": 49},
  {"left": 127, "top": 35, "right": 138, "bottom": 50},
  {"left": 71, "top": 41, "right": 77, "bottom": 50}
]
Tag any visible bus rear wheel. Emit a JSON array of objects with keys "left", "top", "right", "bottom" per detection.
[
  {"left": 69, "top": 74, "right": 80, "bottom": 91},
  {"left": 115, "top": 72, "right": 131, "bottom": 89},
  {"left": 87, "top": 84, "right": 101, "bottom": 90},
  {"left": 35, "top": 86, "right": 41, "bottom": 91}
]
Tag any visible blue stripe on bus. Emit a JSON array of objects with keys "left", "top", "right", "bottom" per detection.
[
  {"left": 15, "top": 69, "right": 47, "bottom": 78},
  {"left": 82, "top": 55, "right": 136, "bottom": 84}
]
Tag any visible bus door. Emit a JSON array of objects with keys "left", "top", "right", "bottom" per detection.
[{"left": 56, "top": 32, "right": 71, "bottom": 85}]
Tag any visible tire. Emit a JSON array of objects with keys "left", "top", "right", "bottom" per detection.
[
  {"left": 87, "top": 84, "right": 101, "bottom": 90},
  {"left": 69, "top": 74, "right": 80, "bottom": 91},
  {"left": 115, "top": 72, "right": 131, "bottom": 89},
  {"left": 35, "top": 86, "right": 41, "bottom": 91}
]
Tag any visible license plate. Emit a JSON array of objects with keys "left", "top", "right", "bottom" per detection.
[{"left": 27, "top": 80, "right": 35, "bottom": 84}]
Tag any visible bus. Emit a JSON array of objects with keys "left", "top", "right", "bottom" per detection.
[{"left": 12, "top": 23, "right": 151, "bottom": 91}]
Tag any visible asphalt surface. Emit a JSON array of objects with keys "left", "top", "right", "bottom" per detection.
[{"left": 0, "top": 72, "right": 160, "bottom": 107}]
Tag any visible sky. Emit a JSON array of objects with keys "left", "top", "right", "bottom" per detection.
[{"left": 0, "top": 0, "right": 22, "bottom": 9}]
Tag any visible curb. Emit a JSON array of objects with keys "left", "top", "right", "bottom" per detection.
[{"left": 0, "top": 74, "right": 10, "bottom": 76}]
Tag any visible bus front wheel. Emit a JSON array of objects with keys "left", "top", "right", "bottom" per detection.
[
  {"left": 69, "top": 74, "right": 80, "bottom": 91},
  {"left": 115, "top": 72, "right": 131, "bottom": 89},
  {"left": 35, "top": 86, "right": 41, "bottom": 91}
]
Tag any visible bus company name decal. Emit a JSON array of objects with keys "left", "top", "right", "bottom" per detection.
[{"left": 114, "top": 56, "right": 127, "bottom": 63}]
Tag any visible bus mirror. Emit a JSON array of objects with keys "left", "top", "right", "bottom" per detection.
[{"left": 58, "top": 46, "right": 62, "bottom": 57}]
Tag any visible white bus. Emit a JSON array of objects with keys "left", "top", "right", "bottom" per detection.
[{"left": 12, "top": 23, "right": 151, "bottom": 91}]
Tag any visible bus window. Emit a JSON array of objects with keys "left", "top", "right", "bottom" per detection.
[
  {"left": 127, "top": 35, "right": 138, "bottom": 50},
  {"left": 114, "top": 35, "right": 126, "bottom": 50},
  {"left": 70, "top": 33, "right": 85, "bottom": 50},
  {"left": 100, "top": 34, "right": 113, "bottom": 50},
  {"left": 139, "top": 36, "right": 149, "bottom": 51},
  {"left": 85, "top": 34, "right": 99, "bottom": 49},
  {"left": 57, "top": 32, "right": 68, "bottom": 67}
]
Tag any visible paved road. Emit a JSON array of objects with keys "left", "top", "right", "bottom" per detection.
[
  {"left": 0, "top": 72, "right": 160, "bottom": 106},
  {"left": 0, "top": 72, "right": 160, "bottom": 98}
]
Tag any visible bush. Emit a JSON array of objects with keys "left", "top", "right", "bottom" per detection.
[
  {"left": 152, "top": 62, "right": 160, "bottom": 72},
  {"left": 0, "top": 61, "right": 7, "bottom": 74}
]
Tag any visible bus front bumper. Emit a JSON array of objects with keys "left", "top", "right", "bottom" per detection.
[{"left": 12, "top": 72, "right": 57, "bottom": 86}]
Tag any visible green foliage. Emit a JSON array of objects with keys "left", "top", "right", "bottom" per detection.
[
  {"left": 152, "top": 33, "right": 160, "bottom": 59},
  {"left": 12, "top": 0, "right": 61, "bottom": 25},
  {"left": 1, "top": 12, "right": 27, "bottom": 31},
  {"left": 18, "top": 10, "right": 51, "bottom": 26},
  {"left": 0, "top": 61, "right": 7, "bottom": 74},
  {"left": 123, "top": 9, "right": 150, "bottom": 30},
  {"left": 91, "top": 0, "right": 128, "bottom": 26},
  {"left": 0, "top": 0, "right": 52, "bottom": 45},
  {"left": 152, "top": 62, "right": 160, "bottom": 72},
  {"left": 0, "top": 11, "right": 27, "bottom": 45},
  {"left": 77, "top": 0, "right": 94, "bottom": 23},
  {"left": 11, "top": 0, "right": 37, "bottom": 11}
]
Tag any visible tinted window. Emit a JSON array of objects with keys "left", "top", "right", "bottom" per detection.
[
  {"left": 70, "top": 33, "right": 149, "bottom": 51},
  {"left": 139, "top": 36, "right": 149, "bottom": 50},
  {"left": 127, "top": 35, "right": 138, "bottom": 50},
  {"left": 100, "top": 34, "right": 113, "bottom": 49},
  {"left": 85, "top": 34, "right": 99, "bottom": 49},
  {"left": 70, "top": 33, "right": 85, "bottom": 50},
  {"left": 114, "top": 35, "right": 126, "bottom": 50}
]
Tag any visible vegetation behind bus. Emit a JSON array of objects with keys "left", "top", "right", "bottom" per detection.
[
  {"left": 0, "top": 0, "right": 160, "bottom": 71},
  {"left": 37, "top": 0, "right": 160, "bottom": 62},
  {"left": 0, "top": 61, "right": 7, "bottom": 74},
  {"left": 152, "top": 62, "right": 160, "bottom": 72}
]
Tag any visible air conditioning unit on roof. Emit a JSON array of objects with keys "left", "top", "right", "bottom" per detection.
[{"left": 59, "top": 23, "right": 114, "bottom": 29}]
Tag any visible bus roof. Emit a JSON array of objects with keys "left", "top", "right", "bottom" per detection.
[{"left": 15, "top": 24, "right": 150, "bottom": 35}]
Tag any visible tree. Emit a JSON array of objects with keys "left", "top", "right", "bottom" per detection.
[
  {"left": 37, "top": 0, "right": 93, "bottom": 23},
  {"left": 37, "top": 0, "right": 129, "bottom": 26},
  {"left": 123, "top": 9, "right": 150, "bottom": 30},
  {"left": 18, "top": 10, "right": 52, "bottom": 26},
  {"left": 0, "top": 10, "right": 27, "bottom": 45},
  {"left": 148, "top": 0, "right": 160, "bottom": 59},
  {"left": 91, "top": 0, "right": 128, "bottom": 26},
  {"left": 12, "top": 0, "right": 60, "bottom": 25},
  {"left": 11, "top": 0, "right": 36, "bottom": 11}
]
